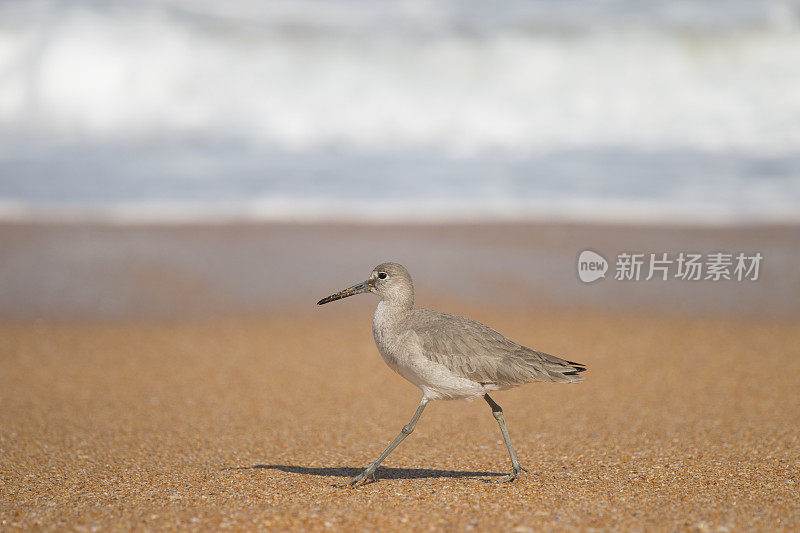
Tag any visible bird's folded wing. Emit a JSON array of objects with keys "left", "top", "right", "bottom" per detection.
[{"left": 412, "top": 310, "right": 585, "bottom": 386}]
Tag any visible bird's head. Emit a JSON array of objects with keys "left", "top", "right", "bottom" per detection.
[{"left": 317, "top": 262, "right": 414, "bottom": 309}]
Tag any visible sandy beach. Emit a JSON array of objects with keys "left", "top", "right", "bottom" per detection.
[
  {"left": 2, "top": 306, "right": 799, "bottom": 531},
  {"left": 1, "top": 222, "right": 799, "bottom": 531}
]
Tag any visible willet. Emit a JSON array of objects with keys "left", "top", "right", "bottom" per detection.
[{"left": 317, "top": 262, "right": 586, "bottom": 486}]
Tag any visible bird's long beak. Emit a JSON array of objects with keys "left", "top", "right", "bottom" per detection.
[{"left": 317, "top": 280, "right": 370, "bottom": 305}]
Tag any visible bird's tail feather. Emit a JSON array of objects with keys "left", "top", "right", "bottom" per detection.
[
  {"left": 527, "top": 350, "right": 587, "bottom": 383},
  {"left": 563, "top": 360, "right": 587, "bottom": 376}
]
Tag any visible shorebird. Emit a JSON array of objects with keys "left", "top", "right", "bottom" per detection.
[{"left": 317, "top": 262, "right": 585, "bottom": 486}]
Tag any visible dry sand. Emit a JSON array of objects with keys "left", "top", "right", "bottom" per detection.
[{"left": 2, "top": 307, "right": 798, "bottom": 531}]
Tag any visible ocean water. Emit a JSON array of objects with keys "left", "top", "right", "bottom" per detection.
[{"left": 1, "top": 0, "right": 800, "bottom": 223}]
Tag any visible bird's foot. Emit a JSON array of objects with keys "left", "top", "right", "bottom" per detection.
[
  {"left": 498, "top": 465, "right": 527, "bottom": 483},
  {"left": 334, "top": 469, "right": 376, "bottom": 488}
]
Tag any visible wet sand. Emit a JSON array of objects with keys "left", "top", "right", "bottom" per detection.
[
  {"left": 2, "top": 222, "right": 799, "bottom": 320},
  {"left": 2, "top": 308, "right": 798, "bottom": 531}
]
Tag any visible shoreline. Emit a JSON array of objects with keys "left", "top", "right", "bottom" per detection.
[
  {"left": 2, "top": 220, "right": 798, "bottom": 320},
  {"left": 2, "top": 214, "right": 800, "bottom": 228}
]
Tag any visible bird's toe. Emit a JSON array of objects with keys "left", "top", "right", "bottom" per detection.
[
  {"left": 333, "top": 478, "right": 356, "bottom": 488},
  {"left": 496, "top": 465, "right": 526, "bottom": 483},
  {"left": 334, "top": 471, "right": 376, "bottom": 488}
]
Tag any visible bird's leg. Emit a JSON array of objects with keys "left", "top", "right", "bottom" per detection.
[
  {"left": 336, "top": 397, "right": 429, "bottom": 487},
  {"left": 484, "top": 394, "right": 527, "bottom": 482}
]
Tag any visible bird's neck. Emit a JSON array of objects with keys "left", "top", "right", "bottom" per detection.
[
  {"left": 380, "top": 284, "right": 414, "bottom": 309},
  {"left": 379, "top": 296, "right": 413, "bottom": 310},
  {"left": 373, "top": 300, "right": 411, "bottom": 340},
  {"left": 375, "top": 299, "right": 412, "bottom": 318}
]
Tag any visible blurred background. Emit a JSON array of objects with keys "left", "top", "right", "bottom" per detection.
[{"left": 1, "top": 0, "right": 799, "bottom": 319}]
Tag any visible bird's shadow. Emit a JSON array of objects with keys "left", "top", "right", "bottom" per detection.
[{"left": 228, "top": 464, "right": 505, "bottom": 482}]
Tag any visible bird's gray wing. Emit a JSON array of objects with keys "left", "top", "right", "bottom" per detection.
[{"left": 411, "top": 309, "right": 586, "bottom": 386}]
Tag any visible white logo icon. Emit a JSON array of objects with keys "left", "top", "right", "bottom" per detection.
[{"left": 578, "top": 250, "right": 608, "bottom": 283}]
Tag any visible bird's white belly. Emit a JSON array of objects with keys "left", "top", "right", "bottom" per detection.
[{"left": 372, "top": 308, "right": 487, "bottom": 401}]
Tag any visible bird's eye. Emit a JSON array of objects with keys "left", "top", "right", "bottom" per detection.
[{"left": 378, "top": 272, "right": 387, "bottom": 279}]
